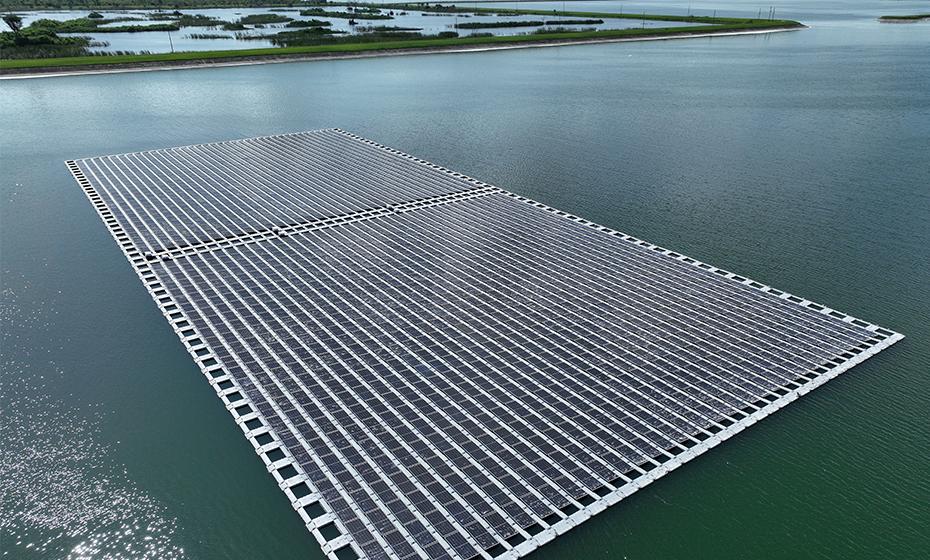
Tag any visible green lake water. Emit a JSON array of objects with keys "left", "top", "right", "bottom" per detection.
[{"left": 1, "top": 1, "right": 928, "bottom": 558}]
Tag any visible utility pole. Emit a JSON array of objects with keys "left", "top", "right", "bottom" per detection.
[{"left": 167, "top": 29, "right": 174, "bottom": 53}]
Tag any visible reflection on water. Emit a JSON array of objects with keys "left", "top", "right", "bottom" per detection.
[{"left": 0, "top": 290, "right": 184, "bottom": 560}]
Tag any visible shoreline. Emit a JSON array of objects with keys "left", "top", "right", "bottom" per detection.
[{"left": 1, "top": 25, "right": 803, "bottom": 80}]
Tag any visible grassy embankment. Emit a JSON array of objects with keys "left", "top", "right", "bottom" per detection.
[{"left": 0, "top": 6, "right": 802, "bottom": 72}]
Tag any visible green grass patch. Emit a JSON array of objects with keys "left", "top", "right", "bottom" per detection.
[
  {"left": 170, "top": 14, "right": 226, "bottom": 27},
  {"left": 284, "top": 19, "right": 332, "bottom": 28},
  {"left": 237, "top": 13, "right": 292, "bottom": 25},
  {"left": 0, "top": 24, "right": 93, "bottom": 59},
  {"left": 23, "top": 16, "right": 178, "bottom": 33},
  {"left": 148, "top": 11, "right": 225, "bottom": 27},
  {"left": 299, "top": 8, "right": 393, "bottom": 20}
]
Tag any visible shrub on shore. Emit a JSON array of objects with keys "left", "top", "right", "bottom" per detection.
[{"left": 1, "top": 24, "right": 91, "bottom": 58}]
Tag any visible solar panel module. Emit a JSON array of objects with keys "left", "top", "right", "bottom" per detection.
[{"left": 67, "top": 129, "right": 903, "bottom": 560}]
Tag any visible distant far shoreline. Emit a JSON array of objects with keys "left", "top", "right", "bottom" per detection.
[
  {"left": 1, "top": 24, "right": 803, "bottom": 79},
  {"left": 878, "top": 14, "right": 930, "bottom": 23}
]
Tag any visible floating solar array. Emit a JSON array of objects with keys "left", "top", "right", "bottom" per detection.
[{"left": 68, "top": 129, "right": 902, "bottom": 560}]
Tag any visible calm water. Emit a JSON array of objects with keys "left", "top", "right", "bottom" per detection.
[{"left": 1, "top": 1, "right": 928, "bottom": 559}]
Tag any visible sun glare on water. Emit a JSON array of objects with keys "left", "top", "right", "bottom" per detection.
[{"left": 1, "top": 289, "right": 185, "bottom": 560}]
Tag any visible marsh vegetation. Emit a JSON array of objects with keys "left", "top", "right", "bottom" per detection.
[
  {"left": 0, "top": 3, "right": 802, "bottom": 68},
  {"left": 237, "top": 13, "right": 292, "bottom": 25},
  {"left": 454, "top": 18, "right": 604, "bottom": 29},
  {"left": 299, "top": 8, "right": 393, "bottom": 21}
]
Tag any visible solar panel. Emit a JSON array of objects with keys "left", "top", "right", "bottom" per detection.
[
  {"left": 77, "top": 130, "right": 485, "bottom": 253},
  {"left": 67, "top": 129, "right": 902, "bottom": 560}
]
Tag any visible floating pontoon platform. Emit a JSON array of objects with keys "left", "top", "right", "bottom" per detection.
[{"left": 67, "top": 129, "right": 902, "bottom": 560}]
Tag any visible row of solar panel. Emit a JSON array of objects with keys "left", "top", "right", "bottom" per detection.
[
  {"left": 161, "top": 265, "right": 498, "bottom": 559},
  {"left": 172, "top": 199, "right": 864, "bottom": 484},
  {"left": 175, "top": 245, "right": 723, "bottom": 461},
  {"left": 146, "top": 193, "right": 876, "bottom": 560},
  {"left": 298, "top": 195, "right": 867, "bottom": 382},
  {"left": 75, "top": 130, "right": 486, "bottom": 253},
  {"left": 158, "top": 197, "right": 864, "bottom": 490},
  {"left": 163, "top": 257, "right": 581, "bottom": 546},
  {"left": 472, "top": 195, "right": 867, "bottom": 347}
]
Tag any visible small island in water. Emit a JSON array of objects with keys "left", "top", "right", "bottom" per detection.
[{"left": 878, "top": 13, "right": 930, "bottom": 22}]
